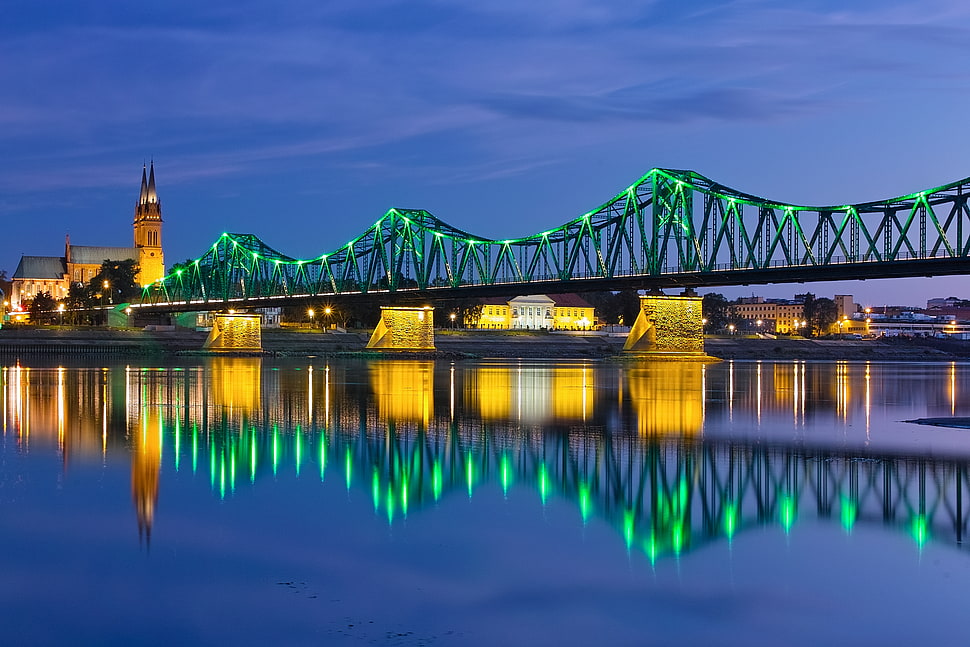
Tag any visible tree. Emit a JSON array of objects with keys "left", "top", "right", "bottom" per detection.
[
  {"left": 702, "top": 293, "right": 732, "bottom": 332},
  {"left": 0, "top": 270, "right": 11, "bottom": 305},
  {"left": 91, "top": 259, "right": 140, "bottom": 304},
  {"left": 613, "top": 290, "right": 642, "bottom": 327},
  {"left": 28, "top": 291, "right": 56, "bottom": 323},
  {"left": 804, "top": 295, "right": 838, "bottom": 337},
  {"left": 434, "top": 297, "right": 484, "bottom": 328}
]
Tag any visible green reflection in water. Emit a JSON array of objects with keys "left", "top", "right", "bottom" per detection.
[
  {"left": 7, "top": 359, "right": 970, "bottom": 563},
  {"left": 723, "top": 503, "right": 738, "bottom": 539},
  {"left": 911, "top": 515, "right": 930, "bottom": 547},
  {"left": 780, "top": 494, "right": 796, "bottom": 532},
  {"left": 500, "top": 455, "right": 513, "bottom": 497},
  {"left": 841, "top": 496, "right": 857, "bottom": 532},
  {"left": 578, "top": 484, "right": 592, "bottom": 523}
]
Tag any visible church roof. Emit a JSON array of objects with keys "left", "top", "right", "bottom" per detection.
[
  {"left": 69, "top": 245, "right": 139, "bottom": 265},
  {"left": 13, "top": 256, "right": 66, "bottom": 280}
]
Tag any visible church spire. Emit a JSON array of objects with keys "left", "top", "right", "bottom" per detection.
[
  {"left": 146, "top": 160, "right": 157, "bottom": 203},
  {"left": 139, "top": 163, "right": 149, "bottom": 204}
]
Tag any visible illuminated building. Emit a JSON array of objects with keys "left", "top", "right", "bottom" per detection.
[
  {"left": 733, "top": 296, "right": 805, "bottom": 334},
  {"left": 10, "top": 162, "right": 165, "bottom": 310},
  {"left": 472, "top": 293, "right": 595, "bottom": 330}
]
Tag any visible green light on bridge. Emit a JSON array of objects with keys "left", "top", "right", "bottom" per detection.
[{"left": 319, "top": 435, "right": 327, "bottom": 482}]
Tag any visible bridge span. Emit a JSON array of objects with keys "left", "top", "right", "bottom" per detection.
[{"left": 134, "top": 168, "right": 970, "bottom": 312}]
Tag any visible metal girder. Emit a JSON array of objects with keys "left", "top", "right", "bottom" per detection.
[{"left": 137, "top": 169, "right": 970, "bottom": 310}]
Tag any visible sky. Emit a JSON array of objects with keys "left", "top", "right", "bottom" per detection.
[{"left": 2, "top": 0, "right": 970, "bottom": 308}]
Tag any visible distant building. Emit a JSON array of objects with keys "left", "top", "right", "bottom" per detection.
[
  {"left": 472, "top": 294, "right": 595, "bottom": 330},
  {"left": 10, "top": 162, "right": 165, "bottom": 310},
  {"left": 732, "top": 297, "right": 805, "bottom": 334}
]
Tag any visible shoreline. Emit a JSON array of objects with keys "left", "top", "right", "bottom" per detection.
[{"left": 0, "top": 326, "right": 968, "bottom": 361}]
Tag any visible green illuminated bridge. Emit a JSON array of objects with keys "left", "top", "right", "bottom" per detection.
[{"left": 137, "top": 168, "right": 970, "bottom": 310}]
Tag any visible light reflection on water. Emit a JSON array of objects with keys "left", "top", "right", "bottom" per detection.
[{"left": 3, "top": 357, "right": 970, "bottom": 645}]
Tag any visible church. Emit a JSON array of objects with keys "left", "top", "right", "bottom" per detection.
[{"left": 11, "top": 163, "right": 166, "bottom": 310}]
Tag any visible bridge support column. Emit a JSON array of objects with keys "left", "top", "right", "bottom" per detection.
[
  {"left": 623, "top": 292, "right": 713, "bottom": 359},
  {"left": 204, "top": 312, "right": 262, "bottom": 353},
  {"left": 366, "top": 306, "right": 435, "bottom": 352}
]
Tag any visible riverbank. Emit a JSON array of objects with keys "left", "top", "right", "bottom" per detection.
[{"left": 0, "top": 326, "right": 968, "bottom": 361}]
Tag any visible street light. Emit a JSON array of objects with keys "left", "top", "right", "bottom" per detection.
[
  {"left": 307, "top": 308, "right": 315, "bottom": 328},
  {"left": 449, "top": 312, "right": 457, "bottom": 329},
  {"left": 728, "top": 324, "right": 735, "bottom": 335},
  {"left": 324, "top": 306, "right": 332, "bottom": 330},
  {"left": 57, "top": 303, "right": 64, "bottom": 326}
]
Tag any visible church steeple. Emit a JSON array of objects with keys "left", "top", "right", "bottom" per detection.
[
  {"left": 133, "top": 161, "right": 165, "bottom": 285},
  {"left": 146, "top": 161, "right": 157, "bottom": 203},
  {"left": 139, "top": 164, "right": 149, "bottom": 204}
]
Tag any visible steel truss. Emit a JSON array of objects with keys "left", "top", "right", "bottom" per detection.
[{"left": 138, "top": 169, "right": 970, "bottom": 307}]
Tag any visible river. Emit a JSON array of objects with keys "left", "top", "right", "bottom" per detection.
[{"left": 1, "top": 357, "right": 968, "bottom": 646}]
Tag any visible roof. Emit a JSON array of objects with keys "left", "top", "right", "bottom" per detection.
[
  {"left": 480, "top": 297, "right": 508, "bottom": 306},
  {"left": 551, "top": 293, "right": 593, "bottom": 308},
  {"left": 13, "top": 255, "right": 67, "bottom": 280},
  {"left": 69, "top": 245, "right": 139, "bottom": 265}
]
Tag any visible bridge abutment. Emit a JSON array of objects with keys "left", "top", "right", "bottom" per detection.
[
  {"left": 623, "top": 292, "right": 715, "bottom": 360},
  {"left": 366, "top": 306, "right": 436, "bottom": 352},
  {"left": 204, "top": 312, "right": 262, "bottom": 353}
]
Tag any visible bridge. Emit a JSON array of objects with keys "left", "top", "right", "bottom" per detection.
[{"left": 134, "top": 168, "right": 970, "bottom": 312}]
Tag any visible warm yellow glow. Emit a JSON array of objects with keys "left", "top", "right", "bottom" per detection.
[
  {"left": 627, "top": 363, "right": 704, "bottom": 436},
  {"left": 370, "top": 361, "right": 433, "bottom": 424},
  {"left": 307, "top": 308, "right": 314, "bottom": 318},
  {"left": 324, "top": 307, "right": 332, "bottom": 315}
]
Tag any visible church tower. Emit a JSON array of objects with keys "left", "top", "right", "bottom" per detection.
[{"left": 133, "top": 161, "right": 165, "bottom": 285}]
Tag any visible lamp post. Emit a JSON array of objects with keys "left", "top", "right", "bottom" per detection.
[
  {"left": 449, "top": 312, "right": 456, "bottom": 329},
  {"left": 307, "top": 308, "right": 315, "bottom": 328},
  {"left": 324, "top": 306, "right": 332, "bottom": 330},
  {"left": 57, "top": 303, "right": 64, "bottom": 326},
  {"left": 102, "top": 280, "right": 109, "bottom": 325},
  {"left": 728, "top": 323, "right": 735, "bottom": 335},
  {"left": 701, "top": 318, "right": 708, "bottom": 336}
]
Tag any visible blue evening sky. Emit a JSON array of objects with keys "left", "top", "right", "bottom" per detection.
[{"left": 2, "top": 0, "right": 969, "bottom": 307}]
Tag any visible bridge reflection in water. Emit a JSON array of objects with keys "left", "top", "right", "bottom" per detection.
[{"left": 2, "top": 358, "right": 970, "bottom": 558}]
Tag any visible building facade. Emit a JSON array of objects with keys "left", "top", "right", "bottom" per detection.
[
  {"left": 11, "top": 163, "right": 165, "bottom": 310},
  {"left": 733, "top": 297, "right": 806, "bottom": 334},
  {"left": 472, "top": 293, "right": 595, "bottom": 330}
]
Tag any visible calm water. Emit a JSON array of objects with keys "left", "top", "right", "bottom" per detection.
[{"left": 3, "top": 357, "right": 970, "bottom": 646}]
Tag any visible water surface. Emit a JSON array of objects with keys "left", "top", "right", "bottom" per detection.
[{"left": 2, "top": 358, "right": 969, "bottom": 646}]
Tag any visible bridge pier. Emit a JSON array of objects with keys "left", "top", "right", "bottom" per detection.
[
  {"left": 623, "top": 291, "right": 715, "bottom": 360},
  {"left": 204, "top": 312, "right": 262, "bottom": 353},
  {"left": 366, "top": 306, "right": 436, "bottom": 352}
]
